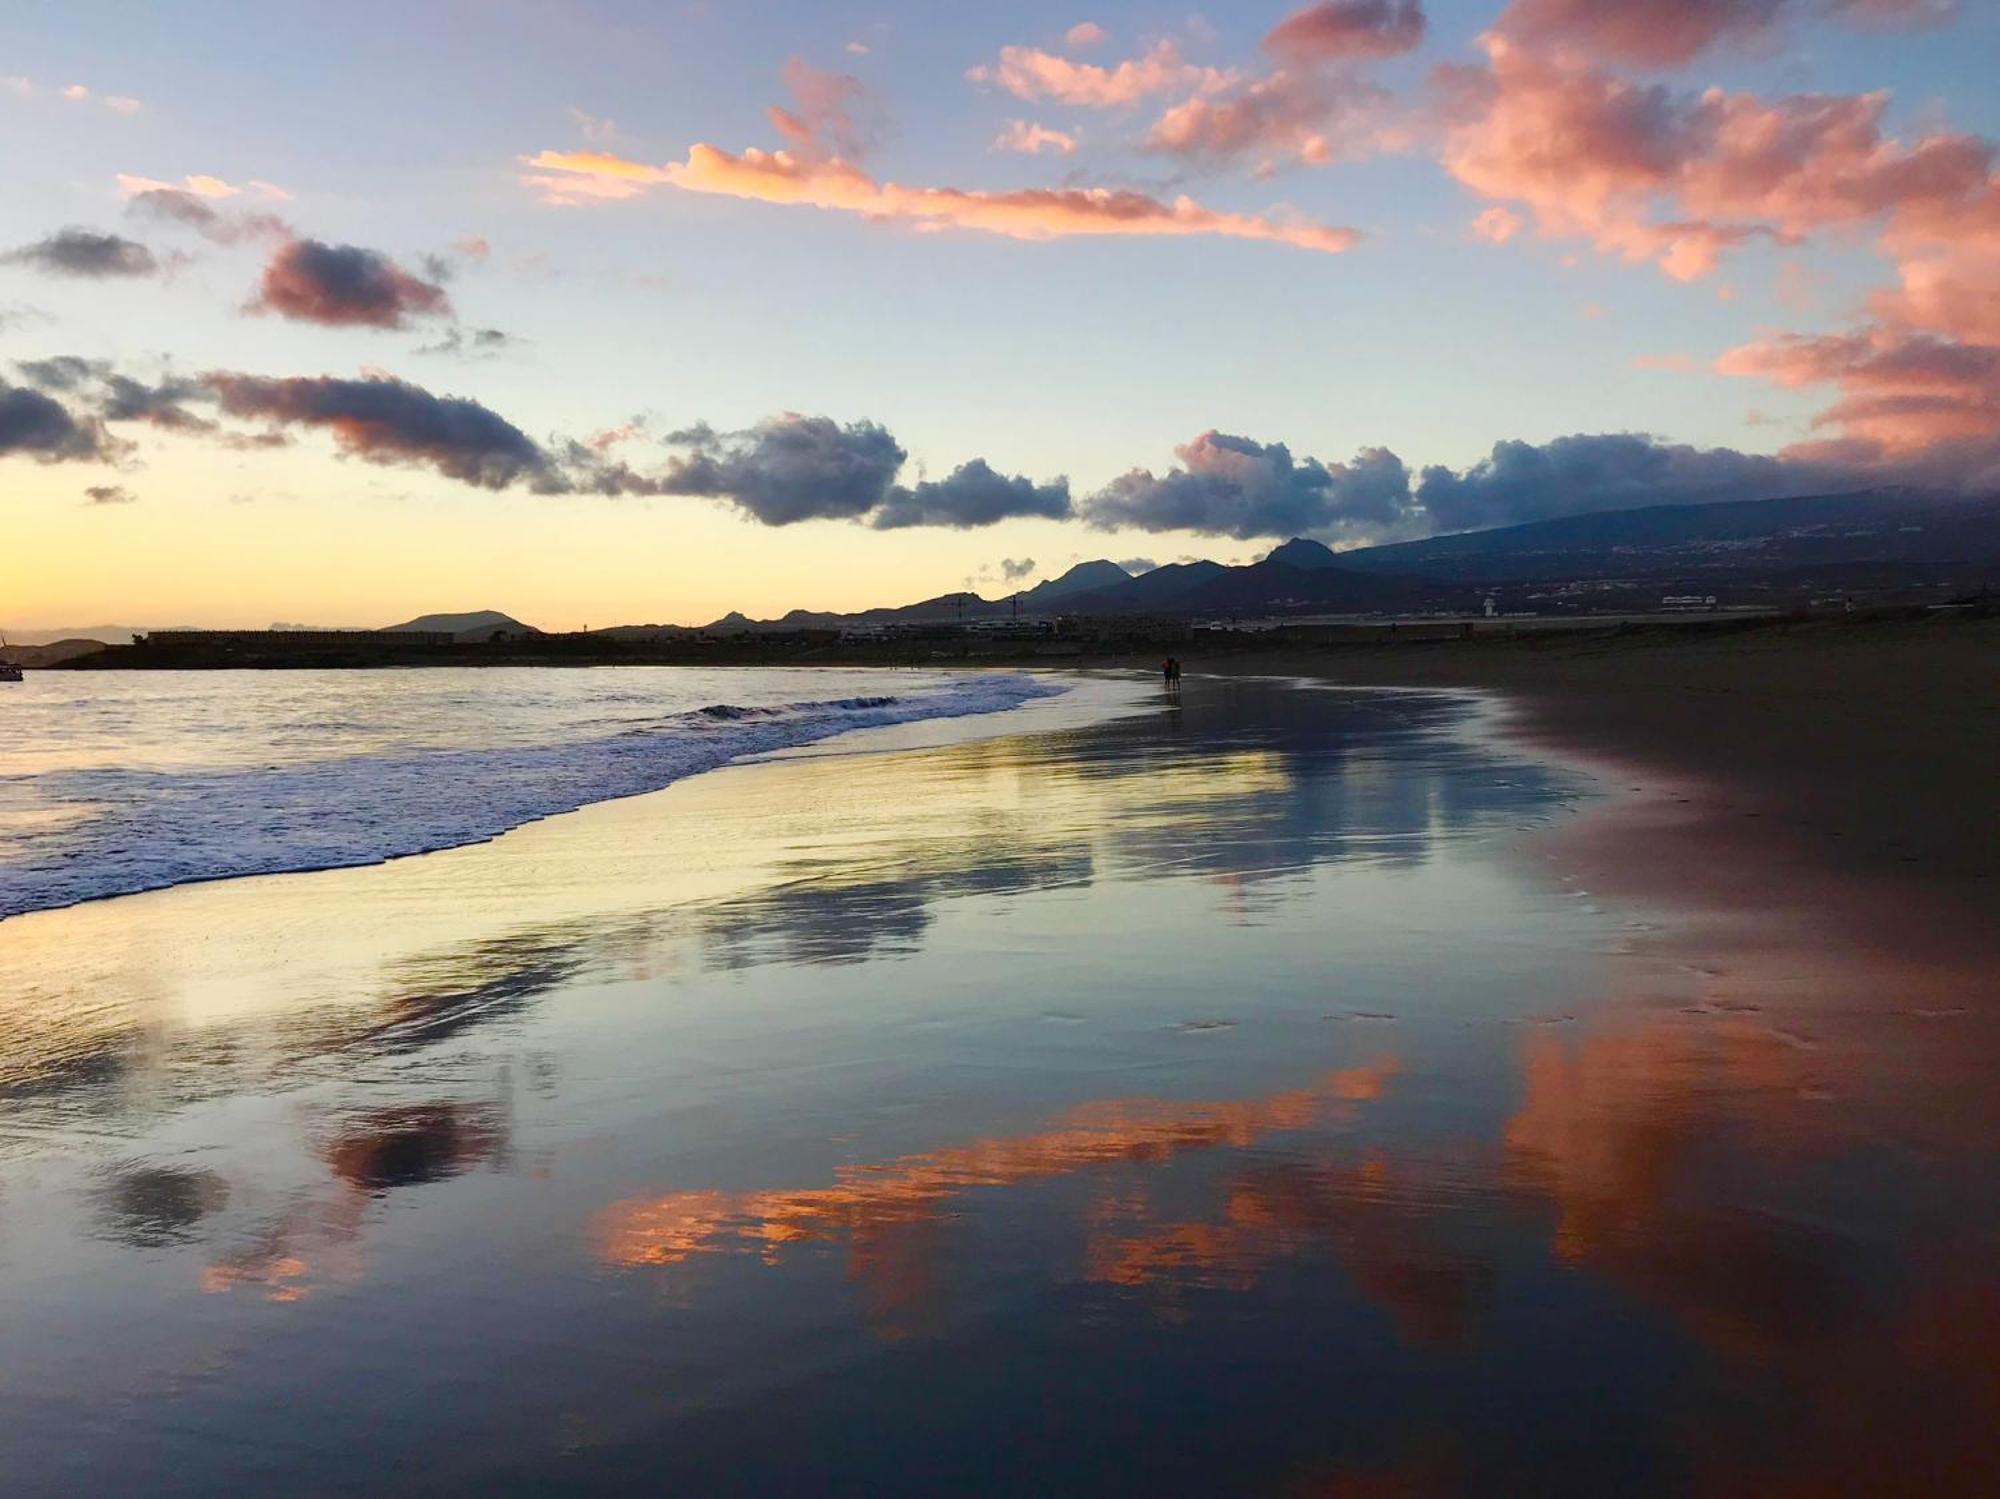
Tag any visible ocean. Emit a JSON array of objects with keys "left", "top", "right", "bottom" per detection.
[{"left": 0, "top": 667, "right": 1065, "bottom": 917}]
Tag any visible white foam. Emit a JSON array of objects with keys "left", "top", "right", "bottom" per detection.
[{"left": 0, "top": 674, "right": 1065, "bottom": 918}]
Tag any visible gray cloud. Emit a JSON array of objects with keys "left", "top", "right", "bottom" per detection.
[
  {"left": 0, "top": 362, "right": 1055, "bottom": 521},
  {"left": 0, "top": 381, "right": 119, "bottom": 462},
  {"left": 251, "top": 239, "right": 452, "bottom": 329},
  {"left": 1414, "top": 432, "right": 1833, "bottom": 534},
  {"left": 1074, "top": 428, "right": 1886, "bottom": 541},
  {"left": 3, "top": 228, "right": 157, "bottom": 278},
  {"left": 207, "top": 373, "right": 553, "bottom": 489},
  {"left": 23, "top": 354, "right": 1872, "bottom": 544},
  {"left": 1001, "top": 556, "right": 1038, "bottom": 581},
  {"left": 15, "top": 355, "right": 103, "bottom": 392},
  {"left": 17, "top": 357, "right": 214, "bottom": 434},
  {"left": 84, "top": 484, "right": 137, "bottom": 505},
  {"left": 1086, "top": 432, "right": 1416, "bottom": 541},
  {"left": 1118, "top": 556, "right": 1159, "bottom": 574},
  {"left": 126, "top": 188, "right": 289, "bottom": 246},
  {"left": 872, "top": 458, "right": 1072, "bottom": 530},
  {"left": 659, "top": 417, "right": 1068, "bottom": 529},
  {"left": 416, "top": 325, "right": 516, "bottom": 358},
  {"left": 661, "top": 414, "right": 907, "bottom": 524}
]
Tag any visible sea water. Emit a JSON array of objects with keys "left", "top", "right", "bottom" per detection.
[{"left": 0, "top": 667, "right": 1062, "bottom": 916}]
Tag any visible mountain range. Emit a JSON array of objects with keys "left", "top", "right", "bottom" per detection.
[
  {"left": 688, "top": 488, "right": 2000, "bottom": 631},
  {"left": 11, "top": 489, "right": 1997, "bottom": 655}
]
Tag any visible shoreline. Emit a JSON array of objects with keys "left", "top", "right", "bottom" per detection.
[
  {"left": 0, "top": 667, "right": 1108, "bottom": 924},
  {"left": 1203, "top": 611, "right": 1999, "bottom": 933}
]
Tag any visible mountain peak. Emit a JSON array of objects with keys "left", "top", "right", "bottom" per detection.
[
  {"left": 1265, "top": 537, "right": 1339, "bottom": 570},
  {"left": 384, "top": 609, "right": 540, "bottom": 640},
  {"left": 1013, "top": 559, "right": 1131, "bottom": 605}
]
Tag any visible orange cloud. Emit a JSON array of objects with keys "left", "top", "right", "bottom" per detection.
[
  {"left": 1717, "top": 325, "right": 2000, "bottom": 456},
  {"left": 967, "top": 38, "right": 1236, "bottom": 108},
  {"left": 115, "top": 172, "right": 291, "bottom": 201},
  {"left": 522, "top": 145, "right": 1361, "bottom": 254}
]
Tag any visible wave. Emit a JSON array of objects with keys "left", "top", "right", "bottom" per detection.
[{"left": 0, "top": 674, "right": 1064, "bottom": 919}]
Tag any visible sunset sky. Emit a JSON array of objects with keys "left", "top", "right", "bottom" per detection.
[{"left": 3, "top": 0, "right": 1996, "bottom": 629}]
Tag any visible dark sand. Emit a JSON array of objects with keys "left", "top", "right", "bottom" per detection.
[
  {"left": 1230, "top": 613, "right": 2000, "bottom": 1498},
  {"left": 1211, "top": 613, "right": 1999, "bottom": 939}
]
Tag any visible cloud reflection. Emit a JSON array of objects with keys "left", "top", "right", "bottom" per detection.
[
  {"left": 599, "top": 1062, "right": 1396, "bottom": 1329},
  {"left": 89, "top": 1163, "right": 231, "bottom": 1249},
  {"left": 203, "top": 1095, "right": 512, "bottom": 1302}
]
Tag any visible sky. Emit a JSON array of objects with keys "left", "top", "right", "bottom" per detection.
[{"left": 2, "top": 0, "right": 1996, "bottom": 630}]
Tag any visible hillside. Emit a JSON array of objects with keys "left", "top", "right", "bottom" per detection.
[
  {"left": 1335, "top": 490, "right": 2000, "bottom": 583},
  {"left": 384, "top": 610, "right": 542, "bottom": 641}
]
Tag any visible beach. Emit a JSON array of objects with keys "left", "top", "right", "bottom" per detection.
[{"left": 1, "top": 656, "right": 1994, "bottom": 1496}]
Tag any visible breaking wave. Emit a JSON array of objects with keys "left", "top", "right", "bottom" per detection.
[{"left": 0, "top": 674, "right": 1063, "bottom": 918}]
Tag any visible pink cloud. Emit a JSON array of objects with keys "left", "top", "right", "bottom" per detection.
[
  {"left": 522, "top": 146, "right": 1360, "bottom": 254},
  {"left": 1872, "top": 249, "right": 2000, "bottom": 345},
  {"left": 1440, "top": 37, "right": 1994, "bottom": 282},
  {"left": 1471, "top": 205, "right": 1523, "bottom": 242},
  {"left": 1718, "top": 326, "right": 2000, "bottom": 461},
  {"left": 967, "top": 39, "right": 1235, "bottom": 108},
  {"left": 1066, "top": 22, "right": 1108, "bottom": 48},
  {"left": 1496, "top": 0, "right": 1961, "bottom": 69},
  {"left": 993, "top": 120, "right": 1079, "bottom": 156},
  {"left": 1144, "top": 68, "right": 1399, "bottom": 171},
  {"left": 768, "top": 57, "right": 879, "bottom": 162},
  {"left": 1264, "top": 0, "right": 1427, "bottom": 62},
  {"left": 1141, "top": 9, "right": 1421, "bottom": 173},
  {"left": 1495, "top": 0, "right": 1786, "bottom": 68},
  {"left": 1633, "top": 352, "right": 1697, "bottom": 371}
]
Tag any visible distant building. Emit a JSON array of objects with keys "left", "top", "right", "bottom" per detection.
[{"left": 142, "top": 629, "right": 456, "bottom": 648}]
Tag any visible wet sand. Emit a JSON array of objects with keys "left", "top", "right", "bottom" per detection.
[
  {"left": 1215, "top": 611, "right": 2000, "bottom": 915},
  {"left": 1220, "top": 616, "right": 2000, "bottom": 1497},
  {"left": 1, "top": 662, "right": 1996, "bottom": 1495}
]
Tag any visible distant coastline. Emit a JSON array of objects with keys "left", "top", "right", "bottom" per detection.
[{"left": 21, "top": 601, "right": 1992, "bottom": 673}]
